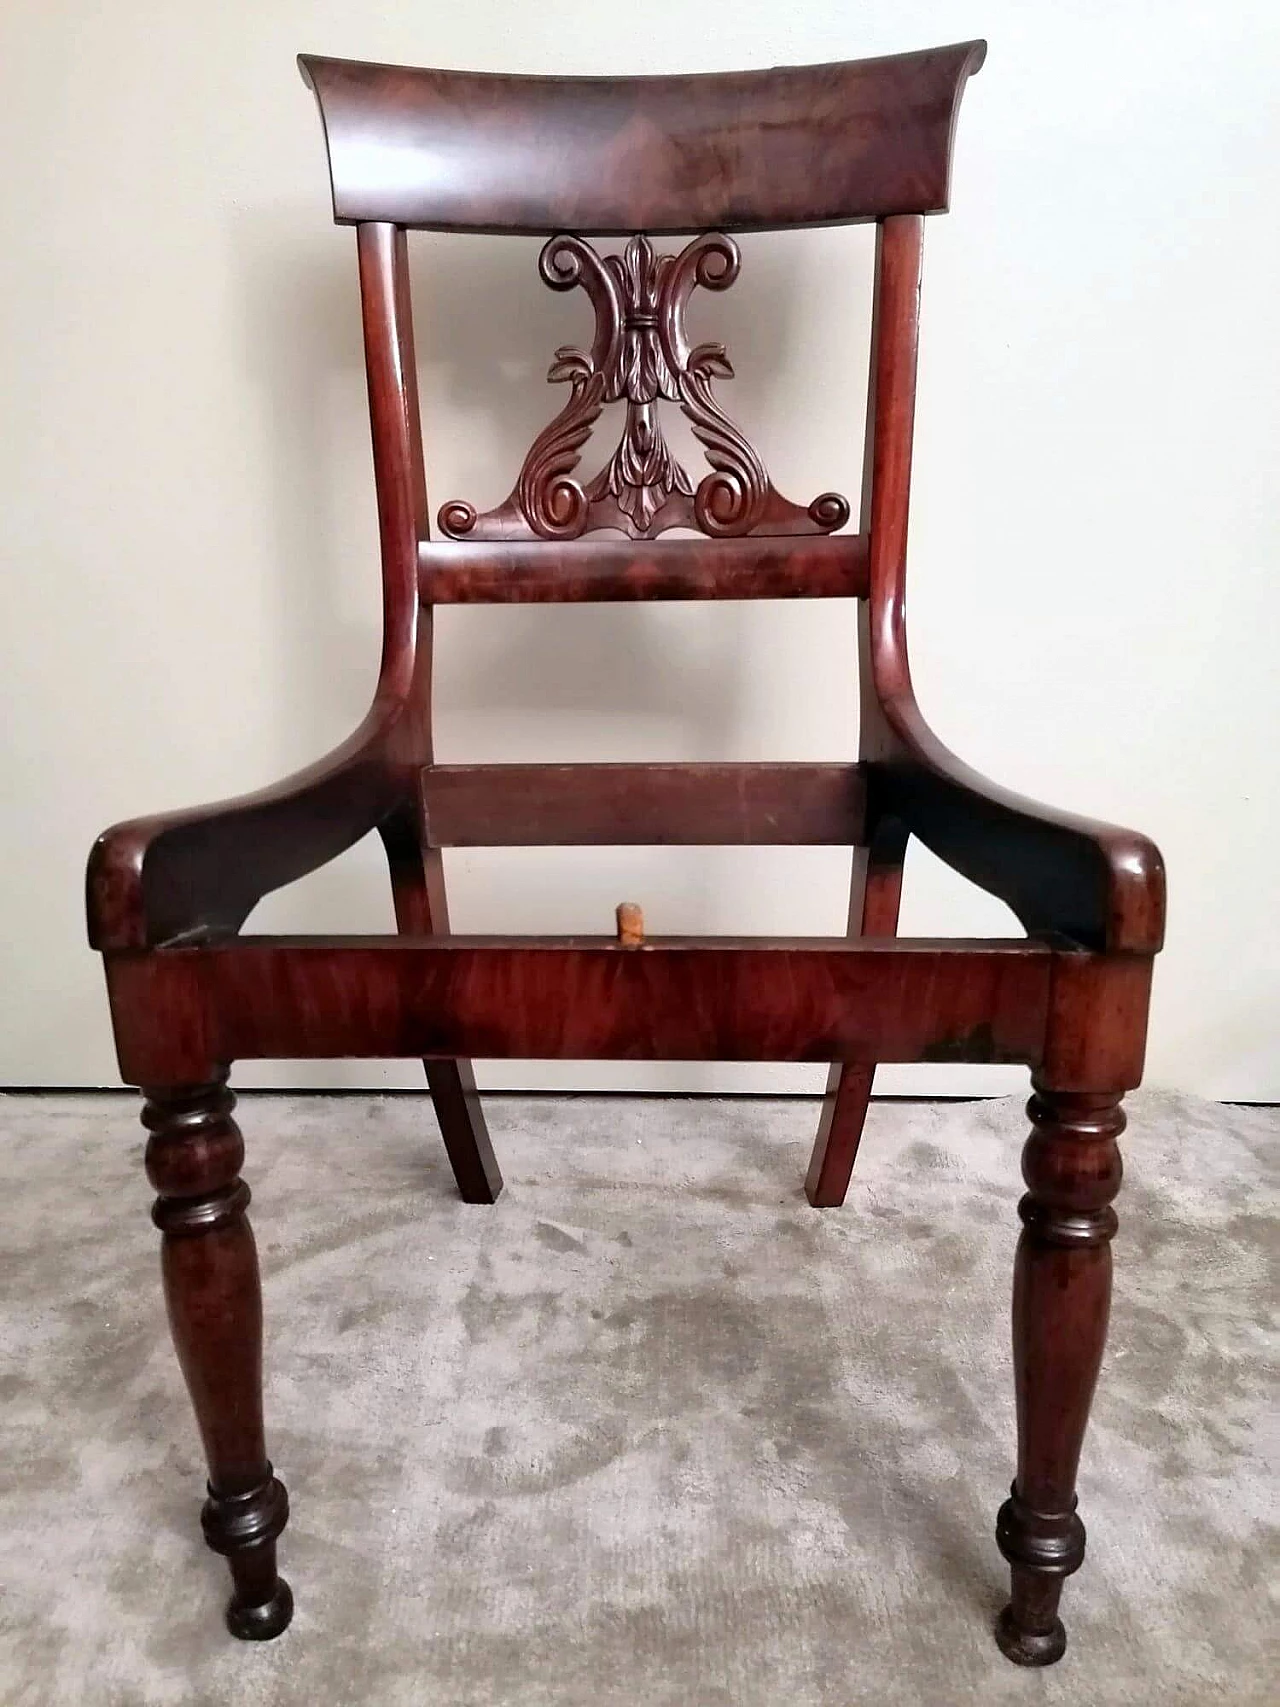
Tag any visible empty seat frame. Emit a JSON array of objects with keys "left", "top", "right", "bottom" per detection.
[{"left": 87, "top": 41, "right": 1165, "bottom": 1666}]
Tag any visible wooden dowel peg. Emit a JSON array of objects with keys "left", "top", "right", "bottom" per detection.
[{"left": 616, "top": 902, "right": 645, "bottom": 947}]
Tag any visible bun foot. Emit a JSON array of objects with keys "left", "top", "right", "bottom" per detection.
[
  {"left": 995, "top": 1604, "right": 1066, "bottom": 1666},
  {"left": 226, "top": 1577, "right": 294, "bottom": 1641}
]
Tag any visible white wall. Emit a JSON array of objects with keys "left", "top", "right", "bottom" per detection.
[{"left": 1, "top": 1, "right": 1276, "bottom": 1096}]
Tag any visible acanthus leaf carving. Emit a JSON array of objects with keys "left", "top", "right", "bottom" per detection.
[{"left": 439, "top": 231, "right": 849, "bottom": 543}]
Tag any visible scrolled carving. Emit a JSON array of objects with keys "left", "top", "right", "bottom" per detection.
[
  {"left": 809, "top": 491, "right": 853, "bottom": 530},
  {"left": 437, "top": 499, "right": 478, "bottom": 537},
  {"left": 659, "top": 232, "right": 740, "bottom": 374},
  {"left": 439, "top": 232, "right": 849, "bottom": 543},
  {"left": 517, "top": 364, "right": 607, "bottom": 540},
  {"left": 681, "top": 347, "right": 770, "bottom": 536}
]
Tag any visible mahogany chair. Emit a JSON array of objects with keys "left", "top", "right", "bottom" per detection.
[{"left": 86, "top": 42, "right": 1165, "bottom": 1665}]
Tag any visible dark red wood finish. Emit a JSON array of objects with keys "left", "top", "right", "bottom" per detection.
[
  {"left": 854, "top": 216, "right": 1164, "bottom": 958},
  {"left": 420, "top": 763, "right": 867, "bottom": 847},
  {"left": 418, "top": 534, "right": 869, "bottom": 603},
  {"left": 996, "top": 1085, "right": 1125, "bottom": 1664},
  {"left": 87, "top": 40, "right": 1166, "bottom": 1667},
  {"left": 437, "top": 231, "right": 850, "bottom": 543},
  {"left": 806, "top": 815, "right": 909, "bottom": 1206},
  {"left": 298, "top": 45, "right": 987, "bottom": 233},
  {"left": 380, "top": 807, "right": 503, "bottom": 1204},
  {"left": 358, "top": 218, "right": 503, "bottom": 1205},
  {"left": 105, "top": 935, "right": 1053, "bottom": 1078},
  {"left": 143, "top": 1078, "right": 292, "bottom": 1638}
]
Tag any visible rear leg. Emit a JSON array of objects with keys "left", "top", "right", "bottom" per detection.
[
  {"left": 806, "top": 1062, "right": 876, "bottom": 1208},
  {"left": 380, "top": 809, "right": 502, "bottom": 1203},
  {"left": 422, "top": 1057, "right": 501, "bottom": 1204},
  {"left": 805, "top": 818, "right": 907, "bottom": 1206}
]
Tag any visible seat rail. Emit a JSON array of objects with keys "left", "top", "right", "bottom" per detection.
[{"left": 105, "top": 934, "right": 1055, "bottom": 1080}]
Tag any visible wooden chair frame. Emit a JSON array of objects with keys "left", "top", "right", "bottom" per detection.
[{"left": 87, "top": 41, "right": 1165, "bottom": 1665}]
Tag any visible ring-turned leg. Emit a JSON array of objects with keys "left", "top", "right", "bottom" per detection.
[
  {"left": 143, "top": 1077, "right": 292, "bottom": 1640},
  {"left": 995, "top": 1083, "right": 1124, "bottom": 1665}
]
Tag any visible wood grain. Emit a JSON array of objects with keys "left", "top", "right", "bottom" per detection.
[
  {"left": 143, "top": 1079, "right": 292, "bottom": 1639},
  {"left": 420, "top": 763, "right": 867, "bottom": 848},
  {"left": 996, "top": 1086, "right": 1125, "bottom": 1665},
  {"left": 805, "top": 816, "right": 909, "bottom": 1205},
  {"left": 299, "top": 45, "right": 987, "bottom": 234},
  {"left": 417, "top": 534, "right": 869, "bottom": 602},
  {"left": 105, "top": 936, "right": 1052, "bottom": 1076},
  {"left": 360, "top": 220, "right": 502, "bottom": 1204}
]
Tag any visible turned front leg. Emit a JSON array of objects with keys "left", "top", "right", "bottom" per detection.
[
  {"left": 143, "top": 1078, "right": 292, "bottom": 1639},
  {"left": 995, "top": 1085, "right": 1124, "bottom": 1665}
]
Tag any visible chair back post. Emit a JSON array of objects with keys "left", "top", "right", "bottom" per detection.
[
  {"left": 859, "top": 213, "right": 924, "bottom": 763},
  {"left": 355, "top": 221, "right": 426, "bottom": 721}
]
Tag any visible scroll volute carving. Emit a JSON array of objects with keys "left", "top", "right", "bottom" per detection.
[{"left": 438, "top": 233, "right": 849, "bottom": 543}]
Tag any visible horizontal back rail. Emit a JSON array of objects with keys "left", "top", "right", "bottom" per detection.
[
  {"left": 420, "top": 763, "right": 867, "bottom": 847},
  {"left": 107, "top": 936, "right": 1052, "bottom": 1077},
  {"left": 417, "top": 535, "right": 870, "bottom": 603},
  {"left": 299, "top": 44, "right": 986, "bottom": 233}
]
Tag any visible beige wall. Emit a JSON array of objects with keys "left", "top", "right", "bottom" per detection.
[{"left": 2, "top": 1, "right": 1276, "bottom": 1094}]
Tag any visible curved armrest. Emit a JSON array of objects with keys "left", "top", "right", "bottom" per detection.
[
  {"left": 875, "top": 696, "right": 1165, "bottom": 954},
  {"left": 87, "top": 710, "right": 410, "bottom": 950}
]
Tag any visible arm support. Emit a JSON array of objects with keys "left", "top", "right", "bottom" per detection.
[
  {"left": 875, "top": 698, "right": 1165, "bottom": 955},
  {"left": 87, "top": 712, "right": 409, "bottom": 950},
  {"left": 859, "top": 215, "right": 1164, "bottom": 958}
]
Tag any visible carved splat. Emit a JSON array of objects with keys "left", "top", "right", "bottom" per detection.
[{"left": 438, "top": 233, "right": 850, "bottom": 542}]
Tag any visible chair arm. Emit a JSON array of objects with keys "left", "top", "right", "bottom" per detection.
[
  {"left": 87, "top": 712, "right": 410, "bottom": 950},
  {"left": 874, "top": 698, "right": 1166, "bottom": 954}
]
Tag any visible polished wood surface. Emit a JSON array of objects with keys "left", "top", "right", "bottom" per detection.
[
  {"left": 299, "top": 44, "right": 987, "bottom": 233},
  {"left": 106, "top": 935, "right": 1053, "bottom": 1080},
  {"left": 420, "top": 763, "right": 867, "bottom": 847},
  {"left": 855, "top": 215, "right": 1166, "bottom": 955},
  {"left": 805, "top": 272, "right": 911, "bottom": 1209},
  {"left": 380, "top": 807, "right": 503, "bottom": 1204},
  {"left": 85, "top": 731, "right": 401, "bottom": 950},
  {"left": 418, "top": 534, "right": 869, "bottom": 603},
  {"left": 438, "top": 232, "right": 849, "bottom": 542},
  {"left": 996, "top": 1085, "right": 1125, "bottom": 1664},
  {"left": 359, "top": 221, "right": 503, "bottom": 1205},
  {"left": 805, "top": 816, "right": 909, "bottom": 1206},
  {"left": 88, "top": 39, "right": 1164, "bottom": 1664},
  {"left": 144, "top": 1078, "right": 292, "bottom": 1637}
]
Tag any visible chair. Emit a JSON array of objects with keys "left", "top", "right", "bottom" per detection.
[{"left": 86, "top": 41, "right": 1165, "bottom": 1666}]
